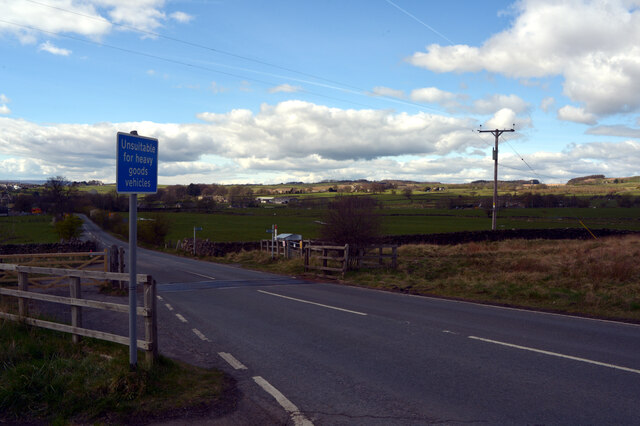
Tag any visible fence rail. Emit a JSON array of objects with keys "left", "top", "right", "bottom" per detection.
[
  {"left": 0, "top": 263, "right": 157, "bottom": 363},
  {"left": 304, "top": 244, "right": 349, "bottom": 278},
  {"left": 0, "top": 250, "right": 108, "bottom": 288},
  {"left": 356, "top": 245, "right": 398, "bottom": 269}
]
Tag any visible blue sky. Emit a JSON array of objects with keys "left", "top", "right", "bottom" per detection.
[{"left": 1, "top": 0, "right": 640, "bottom": 184}]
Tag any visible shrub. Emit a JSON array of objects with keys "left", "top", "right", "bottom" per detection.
[{"left": 54, "top": 215, "right": 83, "bottom": 241}]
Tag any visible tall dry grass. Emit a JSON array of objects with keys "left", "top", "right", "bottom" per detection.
[{"left": 353, "top": 235, "right": 640, "bottom": 321}]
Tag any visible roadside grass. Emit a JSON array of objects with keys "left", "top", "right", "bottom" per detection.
[
  {"left": 0, "top": 215, "right": 58, "bottom": 244},
  {"left": 0, "top": 319, "right": 227, "bottom": 424},
  {"left": 217, "top": 235, "right": 640, "bottom": 322}
]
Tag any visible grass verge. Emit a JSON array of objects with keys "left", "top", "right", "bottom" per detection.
[
  {"left": 215, "top": 235, "right": 640, "bottom": 322},
  {"left": 0, "top": 320, "right": 229, "bottom": 424}
]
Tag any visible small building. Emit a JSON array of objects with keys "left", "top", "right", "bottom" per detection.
[{"left": 276, "top": 233, "right": 303, "bottom": 242}]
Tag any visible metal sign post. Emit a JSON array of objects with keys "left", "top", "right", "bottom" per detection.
[{"left": 117, "top": 131, "right": 158, "bottom": 370}]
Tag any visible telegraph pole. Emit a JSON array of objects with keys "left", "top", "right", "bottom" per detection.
[{"left": 478, "top": 127, "right": 514, "bottom": 230}]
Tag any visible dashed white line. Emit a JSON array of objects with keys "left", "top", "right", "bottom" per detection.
[
  {"left": 469, "top": 336, "right": 640, "bottom": 375},
  {"left": 192, "top": 328, "right": 210, "bottom": 342},
  {"left": 156, "top": 295, "right": 164, "bottom": 301},
  {"left": 165, "top": 303, "right": 174, "bottom": 311},
  {"left": 175, "top": 313, "right": 188, "bottom": 323},
  {"left": 257, "top": 290, "right": 367, "bottom": 316},
  {"left": 183, "top": 270, "right": 217, "bottom": 280},
  {"left": 442, "top": 330, "right": 459, "bottom": 335},
  {"left": 253, "top": 376, "right": 313, "bottom": 426},
  {"left": 219, "top": 352, "right": 248, "bottom": 370}
]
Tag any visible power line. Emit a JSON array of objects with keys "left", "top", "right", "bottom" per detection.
[
  {"left": 0, "top": 18, "right": 380, "bottom": 110},
  {"left": 21, "top": 0, "right": 447, "bottom": 115}
]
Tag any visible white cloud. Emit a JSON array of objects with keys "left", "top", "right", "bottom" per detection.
[
  {"left": 557, "top": 105, "right": 597, "bottom": 125},
  {"left": 371, "top": 86, "right": 405, "bottom": 98},
  {"left": 483, "top": 108, "right": 526, "bottom": 129},
  {"left": 586, "top": 125, "right": 640, "bottom": 138},
  {"left": 407, "top": 0, "right": 640, "bottom": 118},
  {"left": 1, "top": 101, "right": 637, "bottom": 184},
  {"left": 410, "top": 87, "right": 456, "bottom": 104},
  {"left": 0, "top": 0, "right": 177, "bottom": 44},
  {"left": 269, "top": 84, "right": 302, "bottom": 94},
  {"left": 540, "top": 97, "right": 555, "bottom": 112},
  {"left": 169, "top": 11, "right": 193, "bottom": 23},
  {"left": 471, "top": 94, "right": 529, "bottom": 115},
  {"left": 209, "top": 81, "right": 227, "bottom": 94},
  {"left": 38, "top": 41, "right": 71, "bottom": 56},
  {"left": 0, "top": 94, "right": 10, "bottom": 115}
]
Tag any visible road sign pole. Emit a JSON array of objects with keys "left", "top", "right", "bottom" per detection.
[
  {"left": 128, "top": 193, "right": 137, "bottom": 370},
  {"left": 117, "top": 131, "right": 158, "bottom": 370}
]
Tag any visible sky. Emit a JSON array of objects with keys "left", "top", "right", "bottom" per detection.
[{"left": 1, "top": 0, "right": 640, "bottom": 185}]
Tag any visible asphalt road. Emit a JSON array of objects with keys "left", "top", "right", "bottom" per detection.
[{"left": 82, "top": 216, "right": 640, "bottom": 425}]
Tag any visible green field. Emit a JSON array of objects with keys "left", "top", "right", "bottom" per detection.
[
  {"left": 0, "top": 215, "right": 58, "bottom": 244},
  {"left": 133, "top": 207, "right": 640, "bottom": 243}
]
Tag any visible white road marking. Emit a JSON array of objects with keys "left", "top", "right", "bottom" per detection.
[
  {"left": 183, "top": 270, "right": 217, "bottom": 280},
  {"left": 192, "top": 328, "right": 210, "bottom": 342},
  {"left": 175, "top": 313, "right": 188, "bottom": 323},
  {"left": 165, "top": 303, "right": 174, "bottom": 311},
  {"left": 469, "top": 336, "right": 640, "bottom": 375},
  {"left": 156, "top": 295, "right": 164, "bottom": 301},
  {"left": 219, "top": 352, "right": 248, "bottom": 370},
  {"left": 253, "top": 376, "right": 313, "bottom": 426},
  {"left": 442, "top": 330, "right": 458, "bottom": 335},
  {"left": 257, "top": 290, "right": 367, "bottom": 316}
]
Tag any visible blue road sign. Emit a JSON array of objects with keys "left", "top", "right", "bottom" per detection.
[{"left": 117, "top": 132, "right": 158, "bottom": 194}]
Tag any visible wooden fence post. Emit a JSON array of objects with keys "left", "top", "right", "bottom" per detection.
[
  {"left": 379, "top": 246, "right": 384, "bottom": 266},
  {"left": 18, "top": 271, "right": 28, "bottom": 318},
  {"left": 118, "top": 247, "right": 125, "bottom": 289},
  {"left": 70, "top": 276, "right": 82, "bottom": 344},
  {"left": 392, "top": 246, "right": 398, "bottom": 269},
  {"left": 343, "top": 244, "right": 349, "bottom": 277},
  {"left": 144, "top": 277, "right": 158, "bottom": 364},
  {"left": 304, "top": 246, "right": 309, "bottom": 272}
]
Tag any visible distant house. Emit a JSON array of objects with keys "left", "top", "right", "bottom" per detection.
[
  {"left": 256, "top": 196, "right": 275, "bottom": 204},
  {"left": 273, "top": 197, "right": 297, "bottom": 205}
]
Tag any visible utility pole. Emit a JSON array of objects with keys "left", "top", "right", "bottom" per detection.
[{"left": 478, "top": 127, "right": 514, "bottom": 230}]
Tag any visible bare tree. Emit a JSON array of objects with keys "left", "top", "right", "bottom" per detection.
[
  {"left": 320, "top": 196, "right": 382, "bottom": 251},
  {"left": 43, "top": 176, "right": 75, "bottom": 217}
]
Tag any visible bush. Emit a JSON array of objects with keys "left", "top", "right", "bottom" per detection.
[
  {"left": 54, "top": 215, "right": 83, "bottom": 241},
  {"left": 138, "top": 216, "right": 170, "bottom": 245}
]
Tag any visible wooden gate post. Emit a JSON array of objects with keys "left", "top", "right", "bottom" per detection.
[
  {"left": 144, "top": 276, "right": 158, "bottom": 363},
  {"left": 70, "top": 276, "right": 82, "bottom": 343},
  {"left": 18, "top": 271, "right": 28, "bottom": 318},
  {"left": 342, "top": 244, "right": 349, "bottom": 277}
]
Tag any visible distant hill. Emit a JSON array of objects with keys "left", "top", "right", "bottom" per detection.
[{"left": 566, "top": 175, "right": 606, "bottom": 185}]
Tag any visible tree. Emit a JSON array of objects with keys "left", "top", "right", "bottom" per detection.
[
  {"left": 320, "top": 196, "right": 382, "bottom": 252},
  {"left": 402, "top": 187, "right": 413, "bottom": 202},
  {"left": 43, "top": 176, "right": 76, "bottom": 218},
  {"left": 186, "top": 183, "right": 202, "bottom": 197}
]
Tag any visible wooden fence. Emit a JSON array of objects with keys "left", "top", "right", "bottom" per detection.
[
  {"left": 304, "top": 244, "right": 349, "bottom": 278},
  {"left": 0, "top": 250, "right": 108, "bottom": 288},
  {"left": 0, "top": 263, "right": 158, "bottom": 363},
  {"left": 356, "top": 245, "right": 398, "bottom": 269},
  {"left": 303, "top": 244, "right": 399, "bottom": 278}
]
